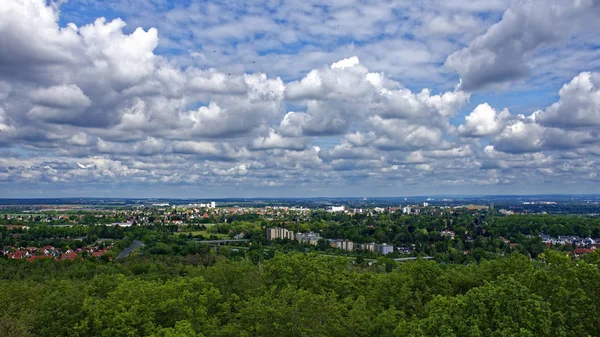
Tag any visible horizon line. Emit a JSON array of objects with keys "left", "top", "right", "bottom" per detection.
[{"left": 1, "top": 193, "right": 600, "bottom": 200}]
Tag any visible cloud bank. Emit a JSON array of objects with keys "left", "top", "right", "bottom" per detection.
[{"left": 0, "top": 0, "right": 600, "bottom": 197}]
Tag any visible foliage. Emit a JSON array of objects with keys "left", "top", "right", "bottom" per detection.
[{"left": 0, "top": 252, "right": 599, "bottom": 336}]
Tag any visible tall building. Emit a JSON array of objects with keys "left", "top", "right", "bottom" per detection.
[
  {"left": 360, "top": 242, "right": 394, "bottom": 255},
  {"left": 339, "top": 240, "right": 354, "bottom": 251},
  {"left": 360, "top": 242, "right": 377, "bottom": 252},
  {"left": 377, "top": 243, "right": 394, "bottom": 255},
  {"left": 329, "top": 239, "right": 354, "bottom": 251},
  {"left": 266, "top": 227, "right": 295, "bottom": 241},
  {"left": 402, "top": 206, "right": 411, "bottom": 214}
]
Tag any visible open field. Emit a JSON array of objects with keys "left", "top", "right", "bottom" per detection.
[{"left": 184, "top": 230, "right": 229, "bottom": 239}]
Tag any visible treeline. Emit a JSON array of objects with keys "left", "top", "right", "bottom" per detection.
[
  {"left": 1, "top": 212, "right": 132, "bottom": 226},
  {"left": 1, "top": 251, "right": 600, "bottom": 336},
  {"left": 0, "top": 224, "right": 126, "bottom": 248},
  {"left": 488, "top": 215, "right": 600, "bottom": 238}
]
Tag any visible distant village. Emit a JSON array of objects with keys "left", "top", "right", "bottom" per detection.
[
  {"left": 1, "top": 201, "right": 497, "bottom": 227},
  {"left": 3, "top": 200, "right": 600, "bottom": 262},
  {"left": 1, "top": 244, "right": 112, "bottom": 261}
]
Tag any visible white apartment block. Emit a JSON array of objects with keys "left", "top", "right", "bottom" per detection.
[{"left": 267, "top": 227, "right": 295, "bottom": 241}]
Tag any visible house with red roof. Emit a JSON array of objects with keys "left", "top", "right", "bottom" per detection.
[
  {"left": 8, "top": 250, "right": 29, "bottom": 259},
  {"left": 60, "top": 250, "right": 80, "bottom": 261},
  {"left": 574, "top": 246, "right": 596, "bottom": 257}
]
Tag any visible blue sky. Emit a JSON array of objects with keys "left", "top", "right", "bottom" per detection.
[{"left": 0, "top": 0, "right": 600, "bottom": 197}]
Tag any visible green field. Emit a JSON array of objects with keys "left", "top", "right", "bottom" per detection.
[{"left": 184, "top": 230, "right": 229, "bottom": 239}]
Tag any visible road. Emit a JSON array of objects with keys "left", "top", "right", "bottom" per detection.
[{"left": 115, "top": 240, "right": 143, "bottom": 260}]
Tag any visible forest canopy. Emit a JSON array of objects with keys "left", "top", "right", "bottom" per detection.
[{"left": 1, "top": 250, "right": 600, "bottom": 337}]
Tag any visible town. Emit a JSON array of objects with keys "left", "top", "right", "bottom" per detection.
[{"left": 3, "top": 199, "right": 600, "bottom": 264}]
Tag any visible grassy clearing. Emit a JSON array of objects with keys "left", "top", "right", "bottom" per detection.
[{"left": 184, "top": 230, "right": 229, "bottom": 239}]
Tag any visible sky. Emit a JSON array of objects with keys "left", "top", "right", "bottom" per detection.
[{"left": 1, "top": 0, "right": 600, "bottom": 198}]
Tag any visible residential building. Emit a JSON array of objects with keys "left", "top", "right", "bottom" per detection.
[
  {"left": 329, "top": 239, "right": 354, "bottom": 251},
  {"left": 198, "top": 201, "right": 216, "bottom": 209},
  {"left": 574, "top": 247, "right": 596, "bottom": 257},
  {"left": 328, "top": 206, "right": 345, "bottom": 212},
  {"left": 397, "top": 245, "right": 414, "bottom": 255},
  {"left": 110, "top": 222, "right": 134, "bottom": 227},
  {"left": 441, "top": 230, "right": 455, "bottom": 239},
  {"left": 296, "top": 232, "right": 321, "bottom": 245},
  {"left": 266, "top": 227, "right": 295, "bottom": 241},
  {"left": 377, "top": 243, "right": 394, "bottom": 255},
  {"left": 360, "top": 242, "right": 377, "bottom": 252},
  {"left": 402, "top": 206, "right": 411, "bottom": 214},
  {"left": 360, "top": 242, "right": 394, "bottom": 255},
  {"left": 582, "top": 237, "right": 595, "bottom": 246}
]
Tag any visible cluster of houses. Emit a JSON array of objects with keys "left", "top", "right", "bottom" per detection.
[
  {"left": 266, "top": 227, "right": 397, "bottom": 255},
  {"left": 539, "top": 234, "right": 599, "bottom": 256},
  {"left": 0, "top": 245, "right": 112, "bottom": 261},
  {"left": 540, "top": 234, "right": 598, "bottom": 247},
  {"left": 440, "top": 230, "right": 456, "bottom": 238}
]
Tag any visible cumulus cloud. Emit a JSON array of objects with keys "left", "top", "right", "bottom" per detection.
[
  {"left": 185, "top": 69, "right": 248, "bottom": 95},
  {"left": 368, "top": 116, "right": 446, "bottom": 151},
  {"left": 281, "top": 56, "right": 468, "bottom": 137},
  {"left": 492, "top": 117, "right": 545, "bottom": 153},
  {"left": 476, "top": 71, "right": 600, "bottom": 154},
  {"left": 28, "top": 84, "right": 92, "bottom": 123},
  {"left": 446, "top": 0, "right": 600, "bottom": 90},
  {"left": 171, "top": 141, "right": 249, "bottom": 161},
  {"left": 180, "top": 74, "right": 285, "bottom": 138},
  {"left": 2, "top": 0, "right": 600, "bottom": 195},
  {"left": 458, "top": 103, "right": 510, "bottom": 137},
  {"left": 537, "top": 72, "right": 600, "bottom": 128},
  {"left": 0, "top": 107, "right": 14, "bottom": 132},
  {"left": 319, "top": 141, "right": 381, "bottom": 161},
  {"left": 479, "top": 145, "right": 554, "bottom": 170},
  {"left": 30, "top": 84, "right": 91, "bottom": 109},
  {"left": 251, "top": 129, "right": 307, "bottom": 151}
]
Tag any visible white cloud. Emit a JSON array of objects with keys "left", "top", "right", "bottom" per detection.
[
  {"left": 458, "top": 103, "right": 510, "bottom": 137},
  {"left": 0, "top": 107, "right": 14, "bottom": 132},
  {"left": 423, "top": 14, "right": 480, "bottom": 36},
  {"left": 79, "top": 18, "right": 158, "bottom": 88},
  {"left": 538, "top": 72, "right": 600, "bottom": 128},
  {"left": 185, "top": 69, "right": 248, "bottom": 95},
  {"left": 446, "top": 0, "right": 599, "bottom": 90},
  {"left": 2, "top": 0, "right": 600, "bottom": 195},
  {"left": 330, "top": 56, "right": 360, "bottom": 70},
  {"left": 67, "top": 132, "right": 95, "bottom": 146},
  {"left": 281, "top": 56, "right": 468, "bottom": 137},
  {"left": 180, "top": 75, "right": 284, "bottom": 138},
  {"left": 369, "top": 116, "right": 445, "bottom": 151},
  {"left": 251, "top": 129, "right": 307, "bottom": 151},
  {"left": 171, "top": 140, "right": 248, "bottom": 160},
  {"left": 478, "top": 72, "right": 600, "bottom": 154},
  {"left": 30, "top": 84, "right": 91, "bottom": 109}
]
